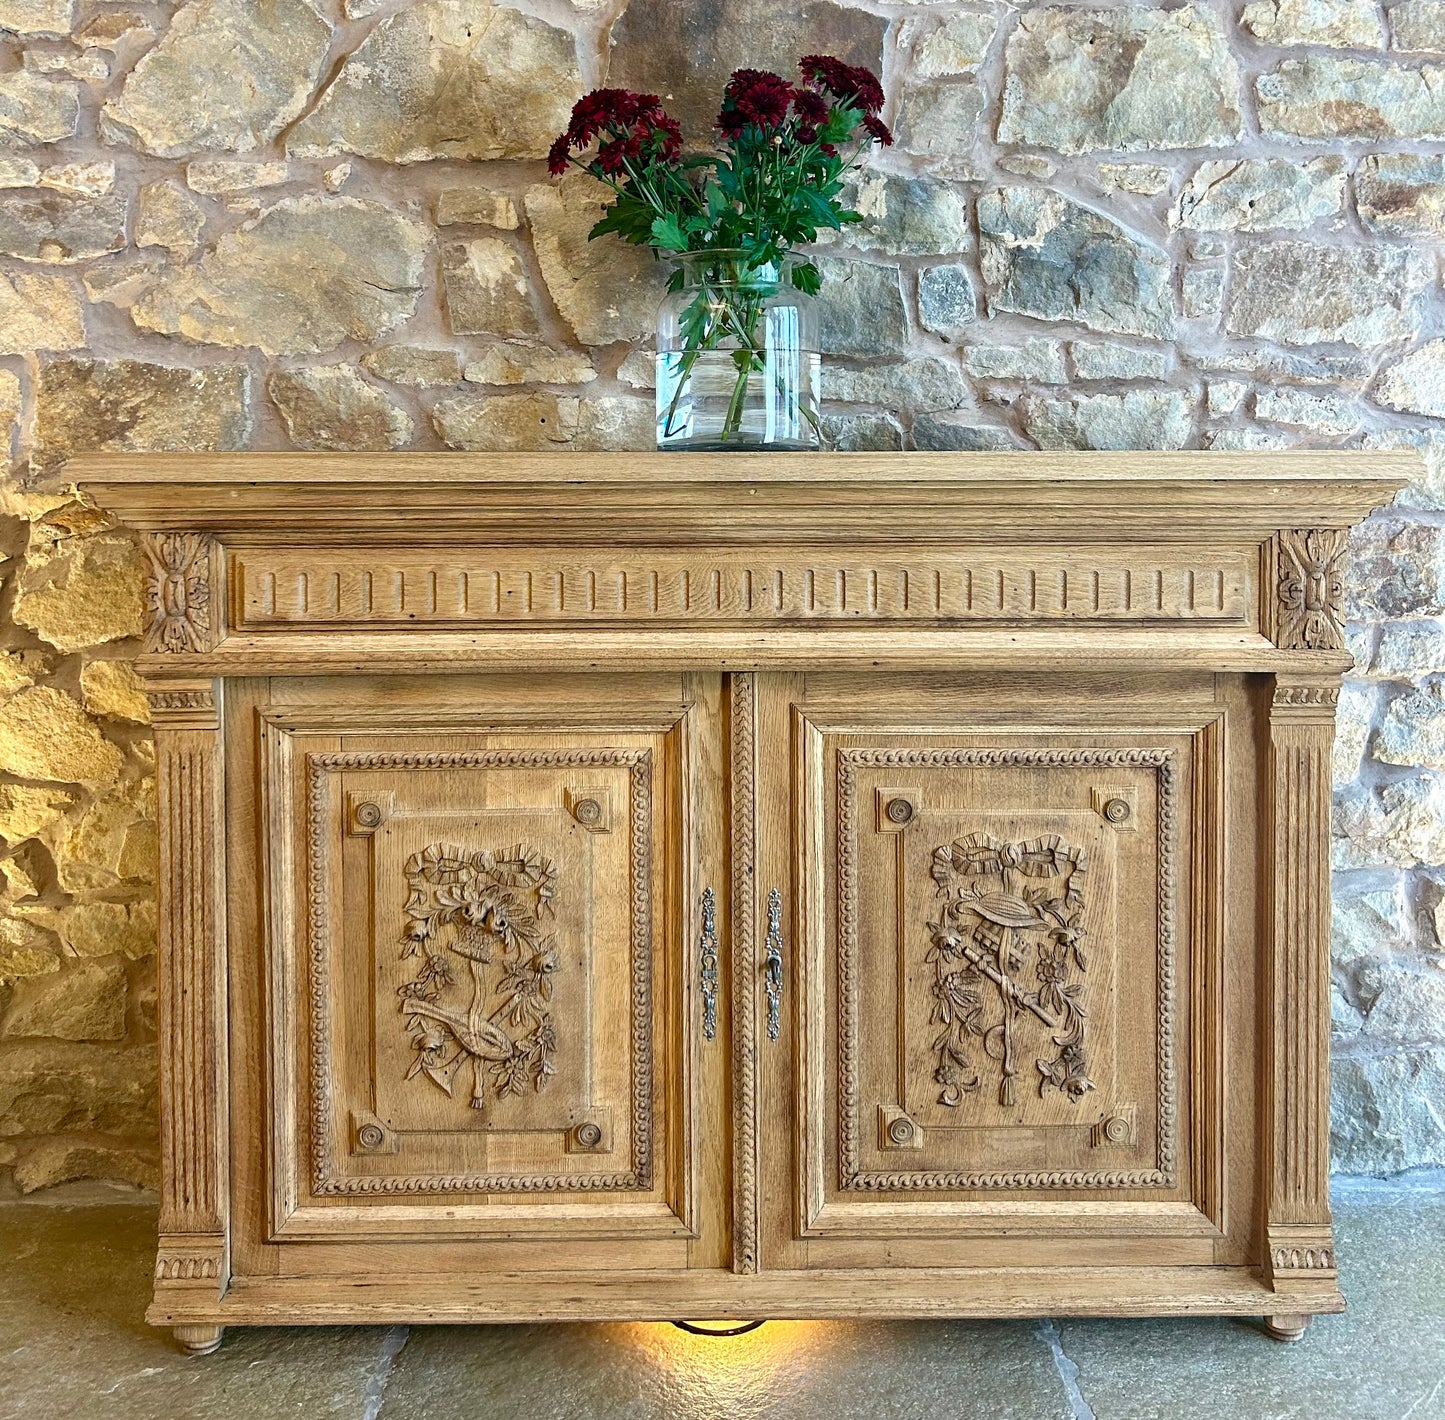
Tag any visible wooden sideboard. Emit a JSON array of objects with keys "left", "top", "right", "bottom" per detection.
[{"left": 79, "top": 452, "right": 1409, "bottom": 1354}]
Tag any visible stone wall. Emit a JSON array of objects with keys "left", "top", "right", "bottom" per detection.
[{"left": 1, "top": 0, "right": 1443, "bottom": 1190}]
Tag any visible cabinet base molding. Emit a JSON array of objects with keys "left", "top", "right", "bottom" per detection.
[{"left": 146, "top": 1267, "right": 1342, "bottom": 1329}]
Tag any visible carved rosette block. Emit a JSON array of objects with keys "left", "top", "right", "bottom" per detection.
[
  {"left": 1276, "top": 529, "right": 1346, "bottom": 651},
  {"left": 1264, "top": 675, "right": 1339, "bottom": 1296},
  {"left": 144, "top": 532, "right": 214, "bottom": 654},
  {"left": 149, "top": 679, "right": 227, "bottom": 1310}
]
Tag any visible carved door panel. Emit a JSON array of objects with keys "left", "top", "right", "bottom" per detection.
[
  {"left": 250, "top": 674, "right": 723, "bottom": 1266},
  {"left": 753, "top": 673, "right": 1219, "bottom": 1272}
]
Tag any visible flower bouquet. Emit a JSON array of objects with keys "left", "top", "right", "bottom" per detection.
[{"left": 548, "top": 58, "right": 893, "bottom": 451}]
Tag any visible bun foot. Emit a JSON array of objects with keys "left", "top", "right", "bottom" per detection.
[
  {"left": 174, "top": 1324, "right": 224, "bottom": 1355},
  {"left": 1264, "top": 1313, "right": 1310, "bottom": 1343}
]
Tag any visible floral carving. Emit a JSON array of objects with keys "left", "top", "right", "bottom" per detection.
[
  {"left": 144, "top": 532, "right": 212, "bottom": 653},
  {"left": 1277, "top": 529, "right": 1346, "bottom": 651},
  {"left": 397, "top": 843, "right": 561, "bottom": 1111},
  {"left": 927, "top": 833, "right": 1093, "bottom": 1109}
]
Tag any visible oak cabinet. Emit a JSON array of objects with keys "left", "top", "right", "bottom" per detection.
[{"left": 81, "top": 452, "right": 1408, "bottom": 1353}]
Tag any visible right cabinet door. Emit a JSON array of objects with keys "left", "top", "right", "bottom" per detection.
[{"left": 753, "top": 671, "right": 1240, "bottom": 1274}]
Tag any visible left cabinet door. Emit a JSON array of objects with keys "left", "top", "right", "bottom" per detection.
[{"left": 228, "top": 672, "right": 728, "bottom": 1280}]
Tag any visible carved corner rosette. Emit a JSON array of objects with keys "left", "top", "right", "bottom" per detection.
[
  {"left": 144, "top": 532, "right": 214, "bottom": 654},
  {"left": 1276, "top": 529, "right": 1346, "bottom": 652}
]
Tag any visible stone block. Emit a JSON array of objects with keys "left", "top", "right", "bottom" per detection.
[
  {"left": 918, "top": 263, "right": 977, "bottom": 335},
  {"left": 12, "top": 534, "right": 144, "bottom": 653},
  {"left": 979, "top": 188, "right": 1175, "bottom": 341},
  {"left": 1070, "top": 342, "right": 1172, "bottom": 381},
  {"left": 1332, "top": 1047, "right": 1445, "bottom": 1173},
  {"left": 1228, "top": 243, "right": 1429, "bottom": 348},
  {"left": 102, "top": 0, "right": 329, "bottom": 156},
  {"left": 1356, "top": 154, "right": 1445, "bottom": 237},
  {"left": 268, "top": 366, "right": 413, "bottom": 452},
  {"left": 442, "top": 238, "right": 540, "bottom": 339},
  {"left": 136, "top": 181, "right": 204, "bottom": 259},
  {"left": 821, "top": 358, "right": 966, "bottom": 414},
  {"left": 33, "top": 357, "right": 252, "bottom": 471},
  {"left": 0, "top": 72, "right": 77, "bottom": 147},
  {"left": 0, "top": 959, "right": 126, "bottom": 1041},
  {"left": 1334, "top": 679, "right": 1376, "bottom": 782},
  {"left": 1176, "top": 157, "right": 1344, "bottom": 232},
  {"left": 433, "top": 392, "right": 653, "bottom": 452},
  {"left": 897, "top": 81, "right": 985, "bottom": 169},
  {"left": 362, "top": 347, "right": 464, "bottom": 388},
  {"left": 128, "top": 196, "right": 430, "bottom": 357},
  {"left": 1347, "top": 523, "right": 1445, "bottom": 621},
  {"left": 436, "top": 188, "right": 520, "bottom": 230},
  {"left": 0, "top": 190, "right": 125, "bottom": 263},
  {"left": 0, "top": 272, "right": 82, "bottom": 353},
  {"left": 463, "top": 344, "right": 596, "bottom": 386},
  {"left": 963, "top": 340, "right": 1066, "bottom": 383},
  {"left": 0, "top": 1042, "right": 156, "bottom": 1137},
  {"left": 1375, "top": 341, "right": 1445, "bottom": 418},
  {"left": 524, "top": 175, "right": 667, "bottom": 347},
  {"left": 1334, "top": 775, "right": 1445, "bottom": 870},
  {"left": 816, "top": 258, "right": 907, "bottom": 358},
  {"left": 0, "top": 687, "right": 122, "bottom": 788},
  {"left": 1018, "top": 389, "right": 1194, "bottom": 452},
  {"left": 1242, "top": 0, "right": 1385, "bottom": 49},
  {"left": 1392, "top": 0, "right": 1445, "bottom": 52},
  {"left": 999, "top": 5, "right": 1242, "bottom": 154},
  {"left": 912, "top": 414, "right": 1026, "bottom": 452},
  {"left": 1375, "top": 680, "right": 1445, "bottom": 771},
  {"left": 0, "top": 1, "right": 74, "bottom": 37},
  {"left": 290, "top": 1, "right": 581, "bottom": 164},
  {"left": 823, "top": 412, "right": 904, "bottom": 452},
  {"left": 846, "top": 173, "right": 969, "bottom": 256},
  {"left": 1259, "top": 56, "right": 1445, "bottom": 140}
]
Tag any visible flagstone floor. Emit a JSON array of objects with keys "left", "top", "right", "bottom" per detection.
[{"left": 0, "top": 1172, "right": 1439, "bottom": 1420}]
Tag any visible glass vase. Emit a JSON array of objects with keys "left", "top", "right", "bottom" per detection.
[{"left": 655, "top": 250, "right": 821, "bottom": 452}]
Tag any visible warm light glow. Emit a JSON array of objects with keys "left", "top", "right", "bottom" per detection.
[{"left": 618, "top": 1321, "right": 845, "bottom": 1403}]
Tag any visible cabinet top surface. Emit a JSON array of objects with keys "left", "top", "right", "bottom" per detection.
[{"left": 76, "top": 451, "right": 1412, "bottom": 540}]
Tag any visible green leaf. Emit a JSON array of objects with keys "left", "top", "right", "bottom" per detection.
[
  {"left": 799, "top": 188, "right": 843, "bottom": 230},
  {"left": 650, "top": 213, "right": 690, "bottom": 252},
  {"left": 791, "top": 261, "right": 822, "bottom": 297}
]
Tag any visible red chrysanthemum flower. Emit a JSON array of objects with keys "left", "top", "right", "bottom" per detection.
[
  {"left": 550, "top": 88, "right": 682, "bottom": 175},
  {"left": 790, "top": 87, "right": 830, "bottom": 140},
  {"left": 717, "top": 67, "right": 795, "bottom": 135},
  {"left": 861, "top": 112, "right": 894, "bottom": 146},
  {"left": 798, "top": 54, "right": 885, "bottom": 115}
]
